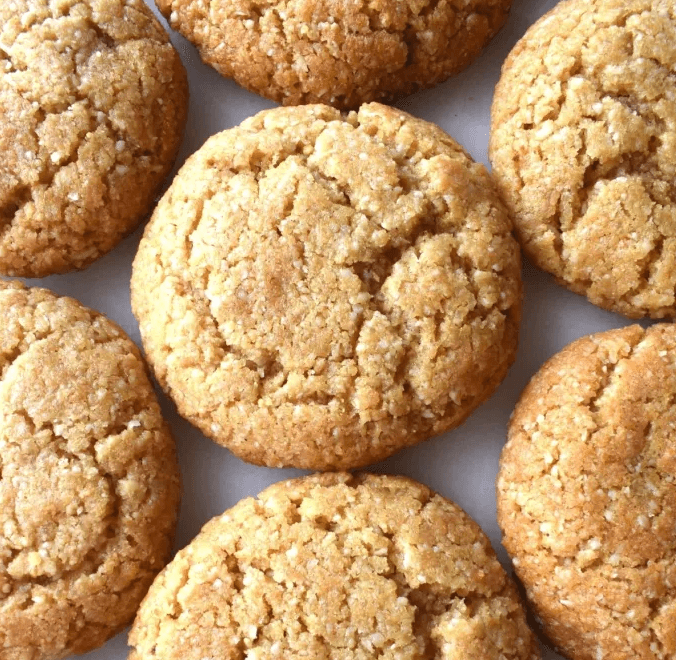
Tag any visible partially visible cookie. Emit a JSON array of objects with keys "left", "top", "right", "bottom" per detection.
[
  {"left": 156, "top": 0, "right": 511, "bottom": 108},
  {"left": 0, "top": 0, "right": 188, "bottom": 277},
  {"left": 489, "top": 0, "right": 676, "bottom": 318},
  {"left": 131, "top": 102, "right": 522, "bottom": 470},
  {"left": 129, "top": 472, "right": 540, "bottom": 660},
  {"left": 0, "top": 281, "right": 181, "bottom": 660},
  {"left": 498, "top": 324, "right": 676, "bottom": 660}
]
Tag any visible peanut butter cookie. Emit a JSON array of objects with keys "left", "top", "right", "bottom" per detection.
[
  {"left": 490, "top": 0, "right": 676, "bottom": 318},
  {"left": 0, "top": 281, "right": 181, "bottom": 660},
  {"left": 131, "top": 103, "right": 522, "bottom": 470},
  {"left": 0, "top": 0, "right": 188, "bottom": 277},
  {"left": 498, "top": 324, "right": 676, "bottom": 660},
  {"left": 156, "top": 0, "right": 512, "bottom": 108},
  {"left": 130, "top": 473, "right": 540, "bottom": 660}
]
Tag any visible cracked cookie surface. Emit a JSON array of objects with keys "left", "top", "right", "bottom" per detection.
[
  {"left": 489, "top": 0, "right": 676, "bottom": 318},
  {"left": 0, "top": 281, "right": 181, "bottom": 660},
  {"left": 129, "top": 472, "right": 540, "bottom": 660},
  {"left": 156, "top": 0, "right": 511, "bottom": 108},
  {"left": 131, "top": 103, "right": 522, "bottom": 470},
  {"left": 497, "top": 325, "right": 676, "bottom": 660},
  {"left": 0, "top": 0, "right": 188, "bottom": 277}
]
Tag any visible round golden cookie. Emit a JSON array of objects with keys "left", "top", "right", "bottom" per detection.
[
  {"left": 497, "top": 324, "right": 676, "bottom": 660},
  {"left": 489, "top": 0, "right": 676, "bottom": 319},
  {"left": 0, "top": 281, "right": 181, "bottom": 660},
  {"left": 156, "top": 0, "right": 512, "bottom": 109},
  {"left": 0, "top": 0, "right": 188, "bottom": 278},
  {"left": 131, "top": 103, "right": 522, "bottom": 470},
  {"left": 129, "top": 472, "right": 540, "bottom": 660}
]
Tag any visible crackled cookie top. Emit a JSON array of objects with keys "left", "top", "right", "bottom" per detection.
[
  {"left": 489, "top": 0, "right": 676, "bottom": 318},
  {"left": 0, "top": 0, "right": 188, "bottom": 277},
  {"left": 0, "top": 281, "right": 181, "bottom": 660},
  {"left": 131, "top": 103, "right": 522, "bottom": 470},
  {"left": 156, "top": 0, "right": 511, "bottom": 108},
  {"left": 129, "top": 473, "right": 540, "bottom": 660},
  {"left": 498, "top": 325, "right": 676, "bottom": 660}
]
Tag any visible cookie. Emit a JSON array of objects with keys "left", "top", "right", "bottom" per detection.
[
  {"left": 497, "top": 324, "right": 676, "bottom": 660},
  {"left": 489, "top": 0, "right": 676, "bottom": 319},
  {"left": 129, "top": 472, "right": 540, "bottom": 660},
  {"left": 131, "top": 103, "right": 522, "bottom": 470},
  {"left": 0, "top": 0, "right": 188, "bottom": 278},
  {"left": 0, "top": 281, "right": 181, "bottom": 660},
  {"left": 156, "top": 0, "right": 511, "bottom": 109}
]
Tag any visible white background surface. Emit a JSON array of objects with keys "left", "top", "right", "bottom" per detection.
[{"left": 20, "top": 0, "right": 650, "bottom": 657}]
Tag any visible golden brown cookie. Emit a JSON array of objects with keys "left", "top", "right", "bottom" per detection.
[
  {"left": 0, "top": 0, "right": 188, "bottom": 277},
  {"left": 129, "top": 472, "right": 540, "bottom": 660},
  {"left": 156, "top": 0, "right": 511, "bottom": 108},
  {"left": 0, "top": 280, "right": 181, "bottom": 660},
  {"left": 497, "top": 324, "right": 676, "bottom": 660},
  {"left": 131, "top": 103, "right": 522, "bottom": 470},
  {"left": 489, "top": 0, "right": 676, "bottom": 319}
]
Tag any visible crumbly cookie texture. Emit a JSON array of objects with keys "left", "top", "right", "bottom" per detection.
[
  {"left": 131, "top": 103, "right": 522, "bottom": 470},
  {"left": 0, "top": 281, "right": 181, "bottom": 660},
  {"left": 489, "top": 0, "right": 676, "bottom": 319},
  {"left": 0, "top": 0, "right": 188, "bottom": 278},
  {"left": 129, "top": 473, "right": 540, "bottom": 660},
  {"left": 498, "top": 325, "right": 676, "bottom": 660},
  {"left": 156, "top": 0, "right": 511, "bottom": 108}
]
